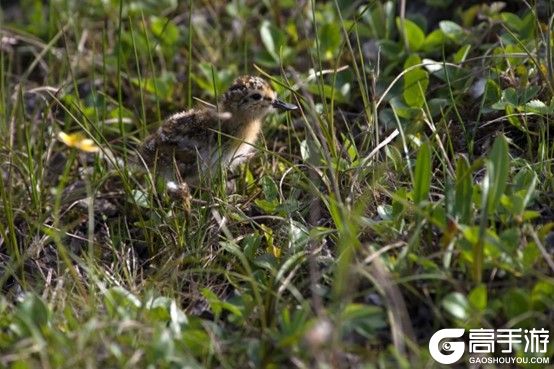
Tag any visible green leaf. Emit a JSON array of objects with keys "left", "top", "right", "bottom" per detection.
[
  {"left": 413, "top": 141, "right": 432, "bottom": 205},
  {"left": 500, "top": 12, "right": 523, "bottom": 32},
  {"left": 522, "top": 242, "right": 541, "bottom": 269},
  {"left": 461, "top": 225, "right": 479, "bottom": 245},
  {"left": 202, "top": 288, "right": 245, "bottom": 319},
  {"left": 260, "top": 176, "right": 279, "bottom": 202},
  {"left": 505, "top": 105, "right": 526, "bottom": 131},
  {"left": 524, "top": 99, "right": 554, "bottom": 114},
  {"left": 299, "top": 139, "right": 311, "bottom": 161},
  {"left": 378, "top": 39, "right": 403, "bottom": 59},
  {"left": 306, "top": 82, "right": 348, "bottom": 103},
  {"left": 254, "top": 198, "right": 278, "bottom": 214},
  {"left": 150, "top": 16, "right": 180, "bottom": 46},
  {"left": 318, "top": 23, "right": 341, "bottom": 59},
  {"left": 486, "top": 135, "right": 510, "bottom": 214},
  {"left": 483, "top": 79, "right": 501, "bottom": 107},
  {"left": 428, "top": 98, "right": 449, "bottom": 116},
  {"left": 422, "top": 29, "right": 446, "bottom": 50},
  {"left": 341, "top": 303, "right": 386, "bottom": 338},
  {"left": 260, "top": 20, "right": 287, "bottom": 62},
  {"left": 468, "top": 284, "right": 487, "bottom": 311},
  {"left": 104, "top": 287, "right": 141, "bottom": 318},
  {"left": 396, "top": 17, "right": 425, "bottom": 51},
  {"left": 454, "top": 155, "right": 473, "bottom": 223},
  {"left": 193, "top": 64, "right": 235, "bottom": 97},
  {"left": 492, "top": 87, "right": 518, "bottom": 109},
  {"left": 132, "top": 72, "right": 176, "bottom": 101},
  {"left": 144, "top": 296, "right": 172, "bottom": 321},
  {"left": 453, "top": 44, "right": 471, "bottom": 63},
  {"left": 131, "top": 189, "right": 149, "bottom": 208},
  {"left": 502, "top": 288, "right": 529, "bottom": 319},
  {"left": 442, "top": 292, "right": 469, "bottom": 320},
  {"left": 439, "top": 20, "right": 465, "bottom": 42},
  {"left": 519, "top": 85, "right": 540, "bottom": 104},
  {"left": 288, "top": 220, "right": 310, "bottom": 252},
  {"left": 511, "top": 168, "right": 538, "bottom": 215},
  {"left": 13, "top": 294, "right": 50, "bottom": 337},
  {"left": 531, "top": 280, "right": 554, "bottom": 310},
  {"left": 201, "top": 288, "right": 222, "bottom": 317},
  {"left": 403, "top": 54, "right": 429, "bottom": 107}
]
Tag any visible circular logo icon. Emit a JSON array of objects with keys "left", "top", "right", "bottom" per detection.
[{"left": 429, "top": 329, "right": 465, "bottom": 364}]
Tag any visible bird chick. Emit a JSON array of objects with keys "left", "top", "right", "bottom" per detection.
[{"left": 138, "top": 75, "right": 297, "bottom": 186}]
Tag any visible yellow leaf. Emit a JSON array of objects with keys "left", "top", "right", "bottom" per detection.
[
  {"left": 267, "top": 244, "right": 282, "bottom": 258},
  {"left": 58, "top": 131, "right": 99, "bottom": 153}
]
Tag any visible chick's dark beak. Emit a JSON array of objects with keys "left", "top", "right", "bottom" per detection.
[{"left": 272, "top": 99, "right": 298, "bottom": 111}]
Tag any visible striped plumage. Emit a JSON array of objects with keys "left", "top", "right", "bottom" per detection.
[{"left": 138, "top": 75, "right": 297, "bottom": 185}]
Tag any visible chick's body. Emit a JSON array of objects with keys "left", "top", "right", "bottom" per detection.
[{"left": 138, "top": 75, "right": 296, "bottom": 184}]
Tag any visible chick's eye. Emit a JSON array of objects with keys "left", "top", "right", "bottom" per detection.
[{"left": 251, "top": 93, "right": 262, "bottom": 100}]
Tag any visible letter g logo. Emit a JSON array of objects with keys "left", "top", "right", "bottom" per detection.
[{"left": 429, "top": 329, "right": 465, "bottom": 364}]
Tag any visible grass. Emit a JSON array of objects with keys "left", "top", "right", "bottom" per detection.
[{"left": 1, "top": 0, "right": 553, "bottom": 368}]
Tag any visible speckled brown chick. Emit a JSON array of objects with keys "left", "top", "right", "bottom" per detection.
[{"left": 138, "top": 75, "right": 297, "bottom": 186}]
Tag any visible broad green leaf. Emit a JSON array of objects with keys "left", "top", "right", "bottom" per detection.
[
  {"left": 242, "top": 232, "right": 262, "bottom": 260},
  {"left": 14, "top": 294, "right": 50, "bottom": 336},
  {"left": 531, "top": 280, "right": 554, "bottom": 310},
  {"left": 300, "top": 139, "right": 311, "bottom": 161},
  {"left": 403, "top": 54, "right": 429, "bottom": 107},
  {"left": 439, "top": 20, "right": 465, "bottom": 42},
  {"left": 132, "top": 189, "right": 149, "bottom": 208},
  {"left": 132, "top": 72, "right": 176, "bottom": 101},
  {"left": 288, "top": 220, "right": 310, "bottom": 251},
  {"left": 396, "top": 17, "right": 425, "bottom": 51},
  {"left": 193, "top": 64, "right": 235, "bottom": 97},
  {"left": 341, "top": 303, "right": 386, "bottom": 337},
  {"left": 462, "top": 225, "right": 479, "bottom": 245},
  {"left": 144, "top": 296, "right": 173, "bottom": 321},
  {"left": 150, "top": 16, "right": 180, "bottom": 46},
  {"left": 442, "top": 292, "right": 469, "bottom": 320},
  {"left": 260, "top": 176, "right": 279, "bottom": 202},
  {"left": 522, "top": 242, "right": 541, "bottom": 269},
  {"left": 254, "top": 198, "right": 278, "bottom": 214},
  {"left": 378, "top": 39, "right": 403, "bottom": 59},
  {"left": 104, "top": 287, "right": 141, "bottom": 318},
  {"left": 260, "top": 20, "right": 287, "bottom": 62},
  {"left": 506, "top": 168, "right": 538, "bottom": 217},
  {"left": 319, "top": 23, "right": 341, "bottom": 59},
  {"left": 524, "top": 99, "right": 554, "bottom": 114},
  {"left": 502, "top": 288, "right": 529, "bottom": 319},
  {"left": 483, "top": 79, "right": 501, "bottom": 107},
  {"left": 306, "top": 82, "right": 348, "bottom": 103},
  {"left": 413, "top": 141, "right": 431, "bottom": 205},
  {"left": 491, "top": 88, "right": 518, "bottom": 110},
  {"left": 423, "top": 29, "right": 446, "bottom": 50},
  {"left": 520, "top": 85, "right": 540, "bottom": 104},
  {"left": 521, "top": 210, "right": 540, "bottom": 221},
  {"left": 486, "top": 135, "right": 510, "bottom": 214},
  {"left": 428, "top": 98, "right": 449, "bottom": 116},
  {"left": 500, "top": 12, "right": 523, "bottom": 33},
  {"left": 468, "top": 284, "right": 487, "bottom": 311},
  {"left": 181, "top": 326, "right": 211, "bottom": 356}
]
